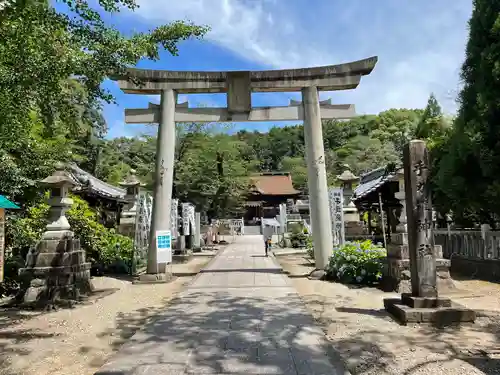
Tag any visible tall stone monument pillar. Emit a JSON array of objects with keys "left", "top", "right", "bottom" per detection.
[
  {"left": 404, "top": 140, "right": 436, "bottom": 297},
  {"left": 144, "top": 89, "right": 177, "bottom": 281},
  {"left": 384, "top": 141, "right": 475, "bottom": 325},
  {"left": 302, "top": 86, "right": 333, "bottom": 271}
]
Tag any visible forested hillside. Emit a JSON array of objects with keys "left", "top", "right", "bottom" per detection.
[{"left": 92, "top": 101, "right": 449, "bottom": 212}]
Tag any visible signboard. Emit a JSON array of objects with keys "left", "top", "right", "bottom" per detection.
[
  {"left": 170, "top": 199, "right": 178, "bottom": 238},
  {"left": 181, "top": 203, "right": 193, "bottom": 235},
  {"left": 329, "top": 188, "right": 345, "bottom": 246},
  {"left": 0, "top": 209, "right": 4, "bottom": 282},
  {"left": 156, "top": 230, "right": 172, "bottom": 264}
]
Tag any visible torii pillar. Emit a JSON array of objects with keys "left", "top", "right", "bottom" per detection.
[{"left": 111, "top": 57, "right": 378, "bottom": 278}]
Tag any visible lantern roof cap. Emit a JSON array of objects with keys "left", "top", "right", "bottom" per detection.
[{"left": 40, "top": 163, "right": 79, "bottom": 187}]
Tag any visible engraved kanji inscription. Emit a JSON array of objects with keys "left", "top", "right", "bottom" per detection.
[
  {"left": 413, "top": 160, "right": 428, "bottom": 176},
  {"left": 159, "top": 158, "right": 166, "bottom": 186},
  {"left": 416, "top": 218, "right": 432, "bottom": 232},
  {"left": 417, "top": 243, "right": 433, "bottom": 257}
]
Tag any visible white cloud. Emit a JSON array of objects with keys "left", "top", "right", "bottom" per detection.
[
  {"left": 132, "top": 0, "right": 472, "bottom": 114},
  {"left": 106, "top": 120, "right": 155, "bottom": 139}
]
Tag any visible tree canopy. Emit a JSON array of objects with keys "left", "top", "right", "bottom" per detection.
[
  {"left": 0, "top": 0, "right": 208, "bottom": 204},
  {"left": 432, "top": 0, "right": 500, "bottom": 226}
]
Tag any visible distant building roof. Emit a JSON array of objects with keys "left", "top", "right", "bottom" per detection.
[
  {"left": 69, "top": 164, "right": 126, "bottom": 201},
  {"left": 262, "top": 218, "right": 281, "bottom": 227},
  {"left": 352, "top": 165, "right": 397, "bottom": 202},
  {"left": 250, "top": 173, "right": 300, "bottom": 196},
  {"left": 0, "top": 195, "right": 20, "bottom": 209}
]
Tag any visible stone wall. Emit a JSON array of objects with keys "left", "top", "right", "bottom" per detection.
[
  {"left": 435, "top": 230, "right": 500, "bottom": 281},
  {"left": 449, "top": 257, "right": 500, "bottom": 281}
]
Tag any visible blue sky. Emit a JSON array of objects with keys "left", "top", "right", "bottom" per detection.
[{"left": 99, "top": 0, "right": 473, "bottom": 139}]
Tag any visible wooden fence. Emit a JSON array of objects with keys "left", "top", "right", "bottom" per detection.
[{"left": 434, "top": 230, "right": 500, "bottom": 260}]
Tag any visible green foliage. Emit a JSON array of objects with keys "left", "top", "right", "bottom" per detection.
[
  {"left": 0, "top": 255, "right": 25, "bottom": 297},
  {"left": 281, "top": 157, "right": 308, "bottom": 192},
  {"left": 289, "top": 223, "right": 302, "bottom": 235},
  {"left": 326, "top": 240, "right": 386, "bottom": 285},
  {"left": 287, "top": 222, "right": 307, "bottom": 248},
  {"left": 432, "top": 1, "right": 500, "bottom": 226},
  {"left": 5, "top": 201, "right": 49, "bottom": 254},
  {"left": 5, "top": 195, "right": 133, "bottom": 271},
  {"left": 0, "top": 0, "right": 208, "bottom": 205},
  {"left": 67, "top": 195, "right": 133, "bottom": 267},
  {"left": 306, "top": 236, "right": 314, "bottom": 259}
]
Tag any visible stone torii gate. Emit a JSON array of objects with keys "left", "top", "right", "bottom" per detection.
[{"left": 111, "top": 57, "right": 377, "bottom": 281}]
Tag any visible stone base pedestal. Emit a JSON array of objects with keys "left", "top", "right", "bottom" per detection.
[
  {"left": 308, "top": 269, "right": 326, "bottom": 280},
  {"left": 118, "top": 218, "right": 135, "bottom": 238},
  {"left": 133, "top": 272, "right": 174, "bottom": 284},
  {"left": 172, "top": 250, "right": 193, "bottom": 264},
  {"left": 384, "top": 293, "right": 476, "bottom": 326},
  {"left": 382, "top": 244, "right": 455, "bottom": 293},
  {"left": 175, "top": 236, "right": 186, "bottom": 252},
  {"left": 17, "top": 231, "right": 93, "bottom": 309}
]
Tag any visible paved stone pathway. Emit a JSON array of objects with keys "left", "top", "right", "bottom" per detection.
[{"left": 95, "top": 235, "right": 349, "bottom": 375}]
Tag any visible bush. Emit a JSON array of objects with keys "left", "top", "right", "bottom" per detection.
[
  {"left": 306, "top": 236, "right": 314, "bottom": 259},
  {"left": 5, "top": 201, "right": 49, "bottom": 256},
  {"left": 289, "top": 222, "right": 302, "bottom": 234},
  {"left": 67, "top": 195, "right": 133, "bottom": 268},
  {"left": 326, "top": 240, "right": 386, "bottom": 285},
  {"left": 0, "top": 255, "right": 25, "bottom": 297},
  {"left": 288, "top": 222, "right": 307, "bottom": 248},
  {"left": 290, "top": 232, "right": 307, "bottom": 248},
  {"left": 5, "top": 194, "right": 134, "bottom": 271}
]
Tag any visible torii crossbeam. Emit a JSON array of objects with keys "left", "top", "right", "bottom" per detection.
[
  {"left": 125, "top": 99, "right": 356, "bottom": 124},
  {"left": 111, "top": 56, "right": 378, "bottom": 280}
]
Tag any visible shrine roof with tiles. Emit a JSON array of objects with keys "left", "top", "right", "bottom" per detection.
[
  {"left": 352, "top": 164, "right": 400, "bottom": 206},
  {"left": 249, "top": 173, "right": 301, "bottom": 197}
]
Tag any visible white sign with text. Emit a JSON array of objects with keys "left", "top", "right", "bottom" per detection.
[{"left": 156, "top": 230, "right": 172, "bottom": 264}]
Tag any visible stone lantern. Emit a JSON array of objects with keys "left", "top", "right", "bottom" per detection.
[
  {"left": 118, "top": 169, "right": 143, "bottom": 238},
  {"left": 393, "top": 168, "right": 407, "bottom": 245},
  {"left": 337, "top": 166, "right": 363, "bottom": 236},
  {"left": 42, "top": 162, "right": 78, "bottom": 236},
  {"left": 18, "top": 163, "right": 93, "bottom": 307},
  {"left": 337, "top": 165, "right": 358, "bottom": 205}
]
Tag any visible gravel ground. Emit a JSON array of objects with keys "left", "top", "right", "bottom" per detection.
[
  {"left": 277, "top": 255, "right": 500, "bottom": 375},
  {"left": 0, "top": 257, "right": 211, "bottom": 375}
]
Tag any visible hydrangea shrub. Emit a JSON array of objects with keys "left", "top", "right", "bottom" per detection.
[{"left": 326, "top": 240, "right": 386, "bottom": 285}]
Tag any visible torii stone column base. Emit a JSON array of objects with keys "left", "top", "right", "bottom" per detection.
[{"left": 134, "top": 272, "right": 174, "bottom": 284}]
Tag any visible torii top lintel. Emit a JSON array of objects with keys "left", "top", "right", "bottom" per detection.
[{"left": 111, "top": 56, "right": 378, "bottom": 95}]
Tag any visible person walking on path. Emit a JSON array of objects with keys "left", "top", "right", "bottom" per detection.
[{"left": 263, "top": 224, "right": 273, "bottom": 256}]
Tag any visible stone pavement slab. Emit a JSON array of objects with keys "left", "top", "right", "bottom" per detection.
[{"left": 95, "top": 235, "right": 349, "bottom": 375}]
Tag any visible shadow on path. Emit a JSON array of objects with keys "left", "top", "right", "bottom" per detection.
[{"left": 93, "top": 289, "right": 350, "bottom": 375}]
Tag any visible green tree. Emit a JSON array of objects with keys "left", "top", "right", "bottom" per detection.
[
  {"left": 433, "top": 0, "right": 500, "bottom": 225},
  {"left": 415, "top": 93, "right": 447, "bottom": 140},
  {"left": 282, "top": 156, "right": 308, "bottom": 192},
  {"left": 0, "top": 0, "right": 208, "bottom": 202},
  {"left": 175, "top": 130, "right": 250, "bottom": 219},
  {"left": 335, "top": 135, "right": 399, "bottom": 175}
]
